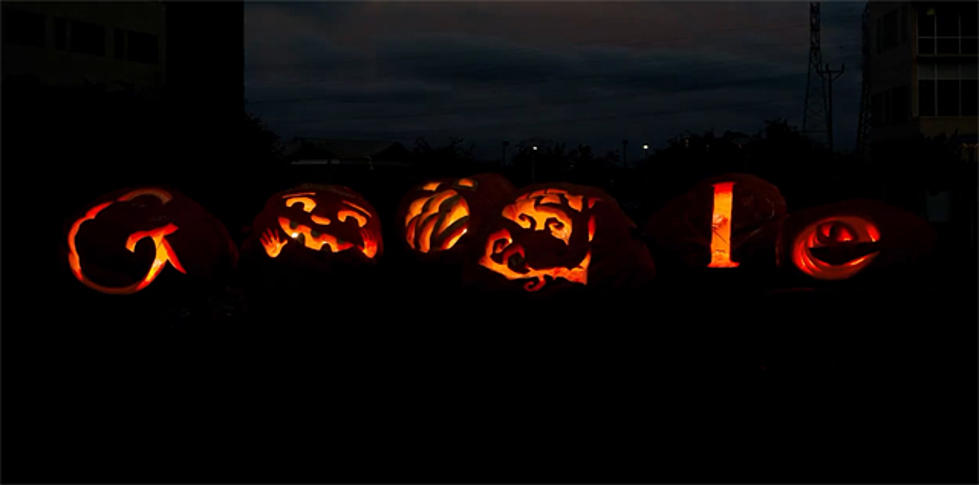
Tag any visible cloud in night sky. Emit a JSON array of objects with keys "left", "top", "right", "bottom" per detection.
[{"left": 245, "top": 2, "right": 865, "bottom": 159}]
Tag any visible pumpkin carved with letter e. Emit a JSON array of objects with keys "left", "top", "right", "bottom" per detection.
[
  {"left": 463, "top": 183, "right": 655, "bottom": 293},
  {"left": 240, "top": 184, "right": 383, "bottom": 273},
  {"left": 397, "top": 173, "right": 515, "bottom": 262},
  {"left": 644, "top": 173, "right": 786, "bottom": 273},
  {"left": 776, "top": 199, "right": 935, "bottom": 281},
  {"left": 65, "top": 187, "right": 237, "bottom": 295}
]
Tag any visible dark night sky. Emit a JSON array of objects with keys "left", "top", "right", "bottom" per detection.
[{"left": 245, "top": 1, "right": 865, "bottom": 160}]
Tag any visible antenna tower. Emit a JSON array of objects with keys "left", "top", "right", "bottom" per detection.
[{"left": 802, "top": 2, "right": 829, "bottom": 147}]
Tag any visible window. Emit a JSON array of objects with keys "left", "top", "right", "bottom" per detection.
[
  {"left": 69, "top": 20, "right": 104, "bottom": 56},
  {"left": 918, "top": 61, "right": 978, "bottom": 117},
  {"left": 918, "top": 80, "right": 935, "bottom": 116},
  {"left": 870, "top": 86, "right": 911, "bottom": 127},
  {"left": 54, "top": 18, "right": 67, "bottom": 50},
  {"left": 918, "top": 4, "right": 978, "bottom": 56},
  {"left": 3, "top": 7, "right": 46, "bottom": 47},
  {"left": 114, "top": 28, "right": 125, "bottom": 59},
  {"left": 937, "top": 79, "right": 959, "bottom": 116},
  {"left": 962, "top": 80, "right": 977, "bottom": 116},
  {"left": 126, "top": 31, "right": 158, "bottom": 64}
]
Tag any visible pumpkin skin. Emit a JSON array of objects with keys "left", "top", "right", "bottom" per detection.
[
  {"left": 463, "top": 183, "right": 655, "bottom": 293},
  {"left": 240, "top": 184, "right": 383, "bottom": 272},
  {"left": 396, "top": 173, "right": 515, "bottom": 262},
  {"left": 643, "top": 173, "right": 787, "bottom": 273},
  {"left": 776, "top": 199, "right": 935, "bottom": 281},
  {"left": 65, "top": 187, "right": 237, "bottom": 295}
]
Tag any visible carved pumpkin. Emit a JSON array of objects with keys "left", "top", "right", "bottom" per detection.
[
  {"left": 644, "top": 173, "right": 786, "bottom": 273},
  {"left": 65, "top": 187, "right": 237, "bottom": 295},
  {"left": 464, "top": 183, "right": 655, "bottom": 293},
  {"left": 241, "top": 184, "right": 383, "bottom": 272},
  {"left": 397, "top": 173, "right": 515, "bottom": 260},
  {"left": 776, "top": 199, "right": 935, "bottom": 281}
]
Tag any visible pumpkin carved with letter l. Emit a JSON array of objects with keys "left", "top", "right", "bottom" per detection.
[{"left": 644, "top": 173, "right": 787, "bottom": 274}]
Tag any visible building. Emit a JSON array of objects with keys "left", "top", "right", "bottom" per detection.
[
  {"left": 2, "top": 1, "right": 242, "bottom": 107},
  {"left": 865, "top": 2, "right": 977, "bottom": 160},
  {"left": 2, "top": 2, "right": 167, "bottom": 94},
  {"left": 285, "top": 138, "right": 413, "bottom": 168}
]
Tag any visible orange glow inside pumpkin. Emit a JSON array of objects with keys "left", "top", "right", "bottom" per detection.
[
  {"left": 404, "top": 182, "right": 471, "bottom": 253},
  {"left": 791, "top": 216, "right": 881, "bottom": 280},
  {"left": 478, "top": 188, "right": 598, "bottom": 291},
  {"left": 479, "top": 228, "right": 591, "bottom": 292},
  {"left": 67, "top": 189, "right": 187, "bottom": 295},
  {"left": 285, "top": 196, "right": 317, "bottom": 213},
  {"left": 263, "top": 194, "right": 378, "bottom": 259},
  {"left": 707, "top": 181, "right": 740, "bottom": 268}
]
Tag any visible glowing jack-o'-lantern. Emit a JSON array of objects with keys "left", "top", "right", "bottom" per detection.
[
  {"left": 241, "top": 184, "right": 383, "bottom": 270},
  {"left": 466, "top": 183, "right": 655, "bottom": 292},
  {"left": 776, "top": 199, "right": 935, "bottom": 281},
  {"left": 790, "top": 216, "right": 881, "bottom": 280},
  {"left": 397, "top": 173, "right": 515, "bottom": 259},
  {"left": 644, "top": 173, "right": 786, "bottom": 272},
  {"left": 65, "top": 187, "right": 237, "bottom": 295}
]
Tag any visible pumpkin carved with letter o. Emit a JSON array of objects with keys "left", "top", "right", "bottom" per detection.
[
  {"left": 240, "top": 184, "right": 383, "bottom": 273},
  {"left": 65, "top": 186, "right": 237, "bottom": 295}
]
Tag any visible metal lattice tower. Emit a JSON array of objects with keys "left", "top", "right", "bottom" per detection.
[
  {"left": 855, "top": 2, "right": 873, "bottom": 159},
  {"left": 802, "top": 2, "right": 829, "bottom": 146}
]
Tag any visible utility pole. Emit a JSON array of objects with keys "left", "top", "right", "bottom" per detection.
[{"left": 817, "top": 62, "right": 845, "bottom": 152}]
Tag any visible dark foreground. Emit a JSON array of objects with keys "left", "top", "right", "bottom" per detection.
[{"left": 3, "top": 249, "right": 976, "bottom": 483}]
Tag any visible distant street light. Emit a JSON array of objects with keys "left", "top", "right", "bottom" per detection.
[
  {"left": 531, "top": 146, "right": 537, "bottom": 182},
  {"left": 642, "top": 144, "right": 649, "bottom": 159}
]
